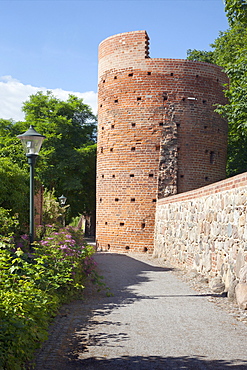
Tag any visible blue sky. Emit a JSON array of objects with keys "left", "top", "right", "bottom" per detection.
[{"left": 0, "top": 0, "right": 228, "bottom": 120}]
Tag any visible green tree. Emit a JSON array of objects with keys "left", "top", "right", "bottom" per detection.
[
  {"left": 187, "top": 2, "right": 247, "bottom": 176},
  {"left": 0, "top": 157, "right": 29, "bottom": 228},
  {"left": 0, "top": 119, "right": 28, "bottom": 168},
  {"left": 225, "top": 0, "right": 247, "bottom": 25},
  {"left": 21, "top": 91, "right": 97, "bottom": 220},
  {"left": 0, "top": 120, "right": 29, "bottom": 232},
  {"left": 213, "top": 1, "right": 247, "bottom": 176},
  {"left": 186, "top": 49, "right": 215, "bottom": 63}
]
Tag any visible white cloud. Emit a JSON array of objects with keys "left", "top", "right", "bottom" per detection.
[{"left": 0, "top": 75, "right": 98, "bottom": 121}]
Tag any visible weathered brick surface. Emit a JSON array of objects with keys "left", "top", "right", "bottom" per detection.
[{"left": 96, "top": 30, "right": 228, "bottom": 253}]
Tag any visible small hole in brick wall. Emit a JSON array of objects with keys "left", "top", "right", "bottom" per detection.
[
  {"left": 152, "top": 199, "right": 157, "bottom": 202},
  {"left": 205, "top": 149, "right": 209, "bottom": 153},
  {"left": 100, "top": 104, "right": 102, "bottom": 108},
  {"left": 112, "top": 174, "right": 115, "bottom": 178},
  {"left": 170, "top": 73, "right": 174, "bottom": 76},
  {"left": 120, "top": 222, "right": 125, "bottom": 226},
  {"left": 196, "top": 75, "right": 199, "bottom": 78},
  {"left": 156, "top": 145, "right": 160, "bottom": 151},
  {"left": 103, "top": 80, "right": 105, "bottom": 83},
  {"left": 131, "top": 147, "right": 136, "bottom": 151},
  {"left": 115, "top": 198, "right": 119, "bottom": 202},
  {"left": 102, "top": 126, "right": 104, "bottom": 130},
  {"left": 111, "top": 124, "right": 115, "bottom": 129},
  {"left": 131, "top": 198, "right": 135, "bottom": 202},
  {"left": 204, "top": 125, "right": 208, "bottom": 129},
  {"left": 141, "top": 222, "right": 146, "bottom": 229},
  {"left": 205, "top": 176, "right": 209, "bottom": 181},
  {"left": 101, "top": 147, "right": 103, "bottom": 153},
  {"left": 105, "top": 222, "right": 108, "bottom": 225},
  {"left": 100, "top": 198, "right": 102, "bottom": 202},
  {"left": 217, "top": 78, "right": 219, "bottom": 82},
  {"left": 128, "top": 73, "right": 133, "bottom": 77},
  {"left": 132, "top": 123, "right": 136, "bottom": 127},
  {"left": 149, "top": 173, "right": 154, "bottom": 177},
  {"left": 177, "top": 123, "right": 180, "bottom": 127},
  {"left": 110, "top": 148, "right": 113, "bottom": 152},
  {"left": 159, "top": 122, "right": 164, "bottom": 126},
  {"left": 210, "top": 151, "right": 216, "bottom": 164},
  {"left": 147, "top": 72, "right": 151, "bottom": 75},
  {"left": 114, "top": 76, "right": 117, "bottom": 79},
  {"left": 180, "top": 175, "right": 184, "bottom": 178},
  {"left": 137, "top": 97, "right": 141, "bottom": 101},
  {"left": 108, "top": 244, "right": 111, "bottom": 250},
  {"left": 130, "top": 174, "right": 134, "bottom": 177},
  {"left": 125, "top": 246, "right": 130, "bottom": 250},
  {"left": 182, "top": 97, "right": 186, "bottom": 101},
  {"left": 143, "top": 247, "right": 148, "bottom": 252},
  {"left": 114, "top": 99, "right": 118, "bottom": 103},
  {"left": 203, "top": 100, "right": 207, "bottom": 104},
  {"left": 102, "top": 174, "right": 104, "bottom": 178}
]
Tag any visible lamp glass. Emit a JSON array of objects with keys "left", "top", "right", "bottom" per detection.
[
  {"left": 59, "top": 195, "right": 67, "bottom": 206},
  {"left": 18, "top": 126, "right": 46, "bottom": 156}
]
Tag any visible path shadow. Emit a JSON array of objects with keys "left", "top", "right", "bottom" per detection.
[
  {"left": 52, "top": 354, "right": 247, "bottom": 370},
  {"left": 34, "top": 253, "right": 240, "bottom": 369}
]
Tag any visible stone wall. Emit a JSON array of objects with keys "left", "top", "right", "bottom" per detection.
[{"left": 154, "top": 172, "right": 247, "bottom": 297}]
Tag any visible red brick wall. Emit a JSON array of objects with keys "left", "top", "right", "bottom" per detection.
[
  {"left": 158, "top": 172, "right": 247, "bottom": 205},
  {"left": 96, "top": 30, "right": 228, "bottom": 253},
  {"left": 34, "top": 185, "right": 43, "bottom": 227}
]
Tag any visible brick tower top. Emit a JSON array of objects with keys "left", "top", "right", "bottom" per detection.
[{"left": 98, "top": 30, "right": 150, "bottom": 78}]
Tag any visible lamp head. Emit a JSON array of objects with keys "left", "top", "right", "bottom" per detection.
[
  {"left": 18, "top": 125, "right": 46, "bottom": 156},
  {"left": 59, "top": 194, "right": 67, "bottom": 206}
]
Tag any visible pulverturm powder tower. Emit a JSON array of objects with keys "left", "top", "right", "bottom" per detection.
[{"left": 96, "top": 31, "right": 228, "bottom": 253}]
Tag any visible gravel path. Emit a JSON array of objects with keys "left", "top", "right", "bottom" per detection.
[{"left": 34, "top": 252, "right": 247, "bottom": 369}]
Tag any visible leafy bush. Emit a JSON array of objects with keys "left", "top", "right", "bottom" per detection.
[
  {"left": 0, "top": 208, "right": 19, "bottom": 238},
  {"left": 0, "top": 157, "right": 29, "bottom": 229},
  {"left": 42, "top": 188, "right": 67, "bottom": 228},
  {"left": 0, "top": 226, "right": 100, "bottom": 369}
]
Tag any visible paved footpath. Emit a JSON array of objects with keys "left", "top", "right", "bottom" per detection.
[{"left": 34, "top": 252, "right": 247, "bottom": 370}]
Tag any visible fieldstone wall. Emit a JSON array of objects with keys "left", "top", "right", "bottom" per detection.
[{"left": 154, "top": 172, "right": 247, "bottom": 300}]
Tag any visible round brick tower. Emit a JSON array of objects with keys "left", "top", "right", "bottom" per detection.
[{"left": 96, "top": 30, "right": 228, "bottom": 253}]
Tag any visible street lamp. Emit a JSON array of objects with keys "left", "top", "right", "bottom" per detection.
[
  {"left": 18, "top": 125, "right": 46, "bottom": 247},
  {"left": 58, "top": 195, "right": 67, "bottom": 226},
  {"left": 58, "top": 194, "right": 67, "bottom": 206}
]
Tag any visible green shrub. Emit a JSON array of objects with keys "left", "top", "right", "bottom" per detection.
[
  {"left": 0, "top": 207, "right": 20, "bottom": 238},
  {"left": 0, "top": 226, "right": 101, "bottom": 369}
]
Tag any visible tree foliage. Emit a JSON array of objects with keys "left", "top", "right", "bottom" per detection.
[
  {"left": 0, "top": 157, "right": 29, "bottom": 228},
  {"left": 0, "top": 92, "right": 97, "bottom": 225},
  {"left": 225, "top": 0, "right": 247, "bottom": 25},
  {"left": 186, "top": 1, "right": 247, "bottom": 176},
  {"left": 213, "top": 1, "right": 247, "bottom": 176},
  {"left": 21, "top": 91, "right": 97, "bottom": 219},
  {"left": 186, "top": 49, "right": 215, "bottom": 63}
]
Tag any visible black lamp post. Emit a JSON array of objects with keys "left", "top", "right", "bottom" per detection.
[
  {"left": 58, "top": 195, "right": 67, "bottom": 226},
  {"left": 18, "top": 126, "right": 46, "bottom": 247}
]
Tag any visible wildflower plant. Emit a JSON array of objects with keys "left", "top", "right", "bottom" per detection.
[
  {"left": 0, "top": 225, "right": 101, "bottom": 369},
  {"left": 32, "top": 226, "right": 97, "bottom": 300}
]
